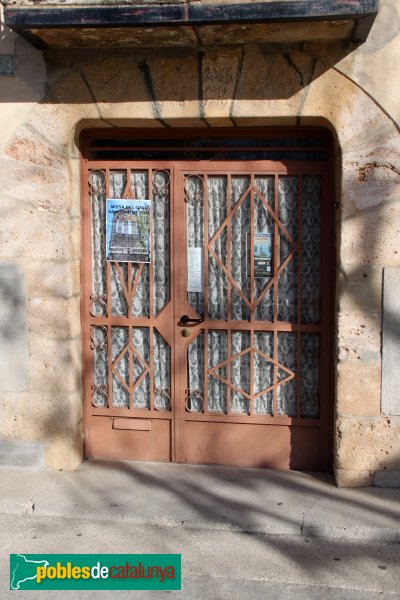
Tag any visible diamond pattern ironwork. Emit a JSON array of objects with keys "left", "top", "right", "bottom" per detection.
[
  {"left": 208, "top": 345, "right": 295, "bottom": 401},
  {"left": 207, "top": 183, "right": 298, "bottom": 310}
]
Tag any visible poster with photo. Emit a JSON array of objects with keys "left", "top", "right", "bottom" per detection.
[
  {"left": 106, "top": 199, "right": 151, "bottom": 263},
  {"left": 247, "top": 232, "right": 273, "bottom": 277}
]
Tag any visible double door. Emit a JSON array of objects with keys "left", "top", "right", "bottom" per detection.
[{"left": 82, "top": 160, "right": 332, "bottom": 470}]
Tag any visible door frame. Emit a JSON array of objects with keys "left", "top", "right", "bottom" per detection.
[{"left": 80, "top": 127, "right": 336, "bottom": 470}]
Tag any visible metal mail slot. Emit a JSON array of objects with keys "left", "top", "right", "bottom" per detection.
[{"left": 113, "top": 418, "right": 152, "bottom": 431}]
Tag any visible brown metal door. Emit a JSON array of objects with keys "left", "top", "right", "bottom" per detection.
[
  {"left": 82, "top": 164, "right": 176, "bottom": 462},
  {"left": 82, "top": 158, "right": 332, "bottom": 470},
  {"left": 173, "top": 162, "right": 332, "bottom": 470}
]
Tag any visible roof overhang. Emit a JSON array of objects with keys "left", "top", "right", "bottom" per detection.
[{"left": 2, "top": 0, "right": 379, "bottom": 50}]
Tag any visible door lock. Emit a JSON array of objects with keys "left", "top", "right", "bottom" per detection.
[
  {"left": 181, "top": 328, "right": 191, "bottom": 337},
  {"left": 180, "top": 315, "right": 204, "bottom": 324}
]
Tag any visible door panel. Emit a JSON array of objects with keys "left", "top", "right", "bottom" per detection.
[
  {"left": 89, "top": 416, "right": 172, "bottom": 462},
  {"left": 82, "top": 157, "right": 332, "bottom": 470},
  {"left": 174, "top": 164, "right": 331, "bottom": 469},
  {"left": 83, "top": 164, "right": 175, "bottom": 461},
  {"left": 183, "top": 421, "right": 322, "bottom": 470}
]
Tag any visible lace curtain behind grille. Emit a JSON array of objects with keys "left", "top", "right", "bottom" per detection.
[
  {"left": 186, "top": 175, "right": 299, "bottom": 415},
  {"left": 91, "top": 169, "right": 170, "bottom": 410},
  {"left": 91, "top": 169, "right": 319, "bottom": 417}
]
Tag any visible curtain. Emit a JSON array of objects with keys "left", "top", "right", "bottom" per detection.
[
  {"left": 90, "top": 169, "right": 170, "bottom": 410},
  {"left": 186, "top": 174, "right": 302, "bottom": 416},
  {"left": 90, "top": 169, "right": 320, "bottom": 417}
]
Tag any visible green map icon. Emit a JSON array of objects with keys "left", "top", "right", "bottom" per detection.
[{"left": 10, "top": 554, "right": 49, "bottom": 590}]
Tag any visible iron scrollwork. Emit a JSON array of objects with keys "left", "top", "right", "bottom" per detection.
[
  {"left": 154, "top": 387, "right": 172, "bottom": 411},
  {"left": 90, "top": 325, "right": 108, "bottom": 350},
  {"left": 90, "top": 294, "right": 108, "bottom": 317},
  {"left": 185, "top": 388, "right": 204, "bottom": 413},
  {"left": 184, "top": 137, "right": 228, "bottom": 161},
  {"left": 88, "top": 169, "right": 106, "bottom": 197},
  {"left": 91, "top": 384, "right": 109, "bottom": 408},
  {"left": 152, "top": 169, "right": 170, "bottom": 198},
  {"left": 184, "top": 174, "right": 204, "bottom": 204}
]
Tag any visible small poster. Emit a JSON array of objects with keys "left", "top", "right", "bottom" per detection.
[
  {"left": 247, "top": 232, "right": 273, "bottom": 278},
  {"left": 187, "top": 247, "right": 204, "bottom": 293},
  {"left": 106, "top": 199, "right": 151, "bottom": 263}
]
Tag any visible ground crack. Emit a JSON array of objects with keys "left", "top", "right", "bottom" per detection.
[{"left": 300, "top": 495, "right": 321, "bottom": 535}]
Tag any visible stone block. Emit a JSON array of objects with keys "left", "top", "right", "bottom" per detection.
[
  {"left": 201, "top": 48, "right": 241, "bottom": 120},
  {"left": 337, "top": 311, "right": 381, "bottom": 363},
  {"left": 196, "top": 20, "right": 354, "bottom": 46},
  {"left": 334, "top": 0, "right": 400, "bottom": 128},
  {"left": 0, "top": 36, "right": 47, "bottom": 154},
  {"left": 70, "top": 217, "right": 81, "bottom": 260},
  {"left": 28, "top": 294, "right": 81, "bottom": 339},
  {"left": 338, "top": 263, "right": 383, "bottom": 313},
  {"left": 232, "top": 46, "right": 312, "bottom": 119},
  {"left": 335, "top": 469, "right": 373, "bottom": 488},
  {"left": 340, "top": 202, "right": 400, "bottom": 267},
  {"left": 5, "top": 125, "right": 67, "bottom": 172},
  {"left": 0, "top": 102, "right": 38, "bottom": 156},
  {"left": 337, "top": 363, "right": 381, "bottom": 417},
  {"left": 382, "top": 267, "right": 400, "bottom": 416},
  {"left": 0, "top": 196, "right": 71, "bottom": 260},
  {"left": 69, "top": 158, "right": 81, "bottom": 219},
  {"left": 81, "top": 58, "right": 154, "bottom": 121},
  {"left": 24, "top": 73, "right": 99, "bottom": 149},
  {"left": 0, "top": 439, "right": 43, "bottom": 468},
  {"left": 145, "top": 53, "right": 200, "bottom": 122},
  {"left": 37, "top": 24, "right": 197, "bottom": 50},
  {"left": 0, "top": 390, "right": 82, "bottom": 442},
  {"left": 336, "top": 416, "right": 400, "bottom": 471},
  {"left": 45, "top": 431, "right": 83, "bottom": 470},
  {"left": 342, "top": 139, "right": 400, "bottom": 212},
  {"left": 0, "top": 157, "right": 68, "bottom": 215},
  {"left": 0, "top": 263, "right": 29, "bottom": 392},
  {"left": 26, "top": 260, "right": 80, "bottom": 299},
  {"left": 374, "top": 470, "right": 400, "bottom": 488},
  {"left": 29, "top": 335, "right": 82, "bottom": 394},
  {"left": 301, "top": 60, "right": 399, "bottom": 152},
  {"left": 0, "top": 390, "right": 83, "bottom": 470}
]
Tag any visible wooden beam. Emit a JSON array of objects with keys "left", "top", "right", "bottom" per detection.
[
  {"left": 4, "top": 1, "right": 378, "bottom": 30},
  {"left": 189, "top": 1, "right": 379, "bottom": 25}
]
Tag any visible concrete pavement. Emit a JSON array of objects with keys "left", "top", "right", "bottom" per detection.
[
  {"left": 1, "top": 511, "right": 400, "bottom": 599},
  {"left": 1, "top": 460, "right": 400, "bottom": 543}
]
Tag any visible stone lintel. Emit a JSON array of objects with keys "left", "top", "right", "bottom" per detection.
[{"left": 3, "top": 0, "right": 378, "bottom": 49}]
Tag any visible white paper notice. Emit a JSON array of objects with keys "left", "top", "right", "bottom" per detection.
[{"left": 187, "top": 247, "right": 204, "bottom": 293}]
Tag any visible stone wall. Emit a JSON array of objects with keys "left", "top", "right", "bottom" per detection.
[{"left": 0, "top": 1, "right": 399, "bottom": 483}]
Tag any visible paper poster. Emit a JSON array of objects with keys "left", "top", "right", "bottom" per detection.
[
  {"left": 247, "top": 232, "right": 273, "bottom": 278},
  {"left": 106, "top": 199, "right": 151, "bottom": 263},
  {"left": 187, "top": 247, "right": 204, "bottom": 293}
]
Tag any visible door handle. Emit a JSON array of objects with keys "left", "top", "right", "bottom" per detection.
[{"left": 180, "top": 315, "right": 204, "bottom": 325}]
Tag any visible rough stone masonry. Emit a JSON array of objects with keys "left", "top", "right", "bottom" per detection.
[{"left": 0, "top": 0, "right": 399, "bottom": 485}]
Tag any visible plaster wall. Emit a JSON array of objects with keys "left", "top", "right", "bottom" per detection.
[{"left": 0, "top": 0, "right": 399, "bottom": 484}]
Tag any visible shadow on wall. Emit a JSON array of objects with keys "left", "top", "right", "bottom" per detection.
[
  {"left": 1, "top": 5, "right": 400, "bottom": 482},
  {"left": 334, "top": 193, "right": 400, "bottom": 482},
  {"left": 0, "top": 14, "right": 360, "bottom": 112}
]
